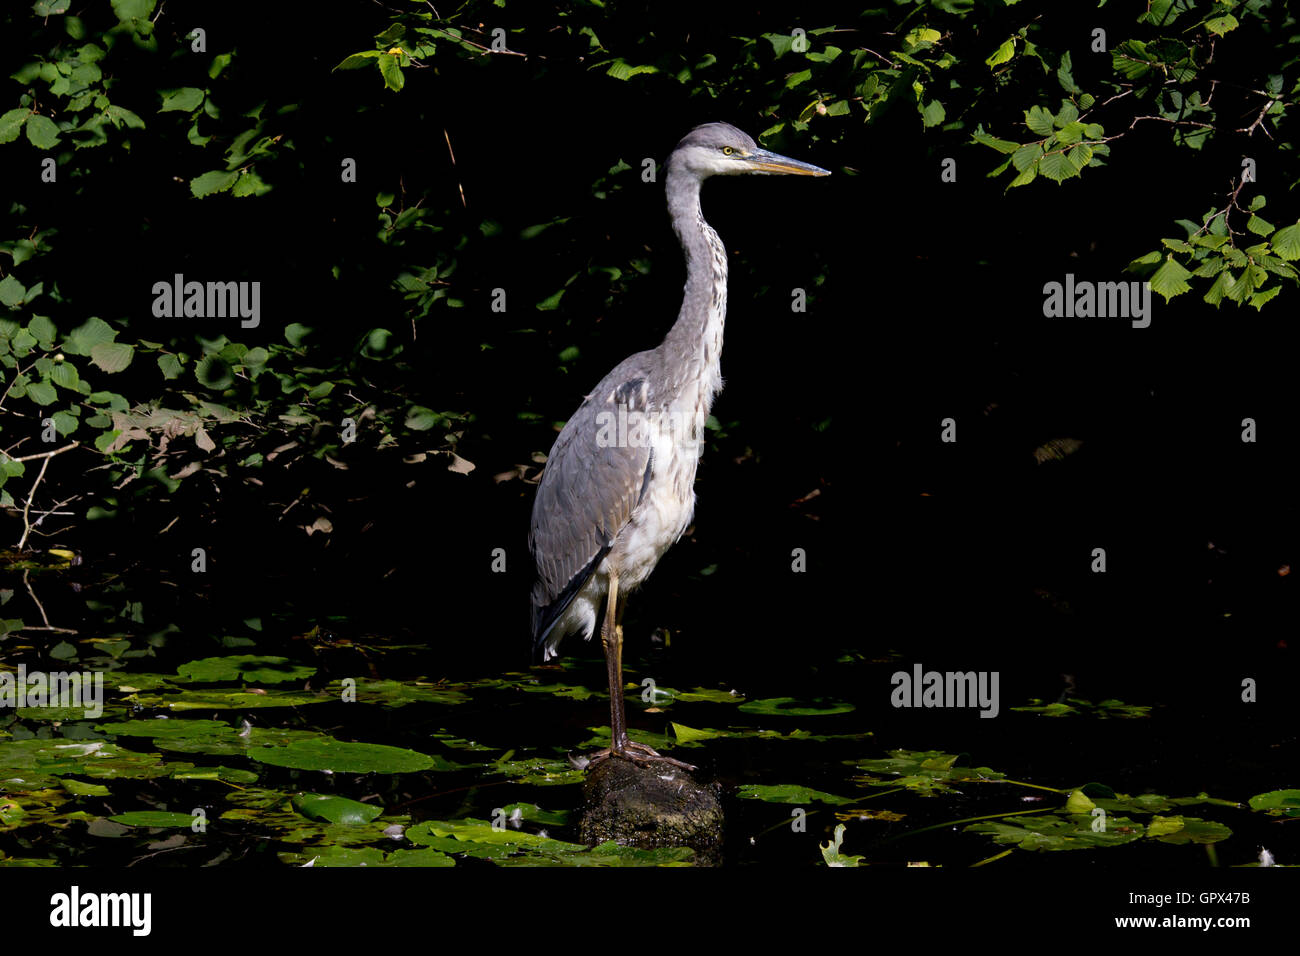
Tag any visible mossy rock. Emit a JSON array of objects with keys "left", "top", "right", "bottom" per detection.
[{"left": 579, "top": 759, "right": 723, "bottom": 864}]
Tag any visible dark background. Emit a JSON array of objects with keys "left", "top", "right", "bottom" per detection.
[{"left": 2, "top": 0, "right": 1293, "bottom": 722}]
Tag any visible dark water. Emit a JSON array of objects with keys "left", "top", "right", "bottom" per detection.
[{"left": 1, "top": 539, "right": 1293, "bottom": 868}]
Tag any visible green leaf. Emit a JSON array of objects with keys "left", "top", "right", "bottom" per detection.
[
  {"left": 335, "top": 51, "right": 382, "bottom": 70},
  {"left": 90, "top": 342, "right": 134, "bottom": 373},
  {"left": 1024, "top": 105, "right": 1054, "bottom": 136},
  {"left": 378, "top": 53, "right": 404, "bottom": 91},
  {"left": 109, "top": 811, "right": 196, "bottom": 828},
  {"left": 985, "top": 38, "right": 1015, "bottom": 68},
  {"left": 1149, "top": 256, "right": 1192, "bottom": 301},
  {"left": 1039, "top": 151, "right": 1078, "bottom": 183},
  {"left": 105, "top": 105, "right": 145, "bottom": 129},
  {"left": 920, "top": 99, "right": 946, "bottom": 128},
  {"left": 111, "top": 0, "right": 157, "bottom": 24},
  {"left": 0, "top": 276, "right": 27, "bottom": 308},
  {"left": 190, "top": 170, "right": 239, "bottom": 198},
  {"left": 1249, "top": 286, "right": 1281, "bottom": 310},
  {"left": 26, "top": 379, "right": 57, "bottom": 405},
  {"left": 252, "top": 739, "right": 435, "bottom": 774},
  {"left": 1247, "top": 214, "right": 1274, "bottom": 236},
  {"left": 1269, "top": 223, "right": 1300, "bottom": 260},
  {"left": 157, "top": 353, "right": 183, "bottom": 379},
  {"left": 1203, "top": 270, "right": 1233, "bottom": 307},
  {"left": 0, "top": 109, "right": 30, "bottom": 144},
  {"left": 405, "top": 406, "right": 442, "bottom": 430},
  {"left": 25, "top": 115, "right": 60, "bottom": 149},
  {"left": 291, "top": 793, "right": 384, "bottom": 825},
  {"left": 1204, "top": 14, "right": 1238, "bottom": 36},
  {"left": 65, "top": 317, "right": 116, "bottom": 355},
  {"left": 972, "top": 130, "right": 1019, "bottom": 154},
  {"left": 160, "top": 88, "right": 204, "bottom": 113},
  {"left": 1057, "top": 51, "right": 1081, "bottom": 94},
  {"left": 738, "top": 697, "right": 854, "bottom": 716},
  {"left": 736, "top": 784, "right": 857, "bottom": 806},
  {"left": 176, "top": 654, "right": 316, "bottom": 684},
  {"left": 604, "top": 59, "right": 658, "bottom": 80}
]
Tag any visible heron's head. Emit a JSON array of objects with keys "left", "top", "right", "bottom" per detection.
[{"left": 668, "top": 122, "right": 831, "bottom": 179}]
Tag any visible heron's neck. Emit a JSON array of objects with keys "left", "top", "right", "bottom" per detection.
[{"left": 661, "top": 167, "right": 727, "bottom": 398}]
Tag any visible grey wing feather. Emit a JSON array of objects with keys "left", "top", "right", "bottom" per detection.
[{"left": 529, "top": 354, "right": 656, "bottom": 649}]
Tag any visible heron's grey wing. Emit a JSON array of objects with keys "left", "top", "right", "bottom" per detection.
[{"left": 530, "top": 365, "right": 655, "bottom": 652}]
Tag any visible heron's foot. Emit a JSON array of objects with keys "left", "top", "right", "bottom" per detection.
[{"left": 572, "top": 740, "right": 696, "bottom": 772}]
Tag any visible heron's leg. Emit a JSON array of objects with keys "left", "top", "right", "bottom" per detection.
[
  {"left": 601, "top": 571, "right": 629, "bottom": 753},
  {"left": 580, "top": 574, "right": 696, "bottom": 772}
]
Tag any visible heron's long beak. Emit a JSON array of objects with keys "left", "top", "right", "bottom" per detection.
[{"left": 742, "top": 148, "right": 831, "bottom": 176}]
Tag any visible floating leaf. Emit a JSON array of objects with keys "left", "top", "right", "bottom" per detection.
[
  {"left": 738, "top": 697, "right": 854, "bottom": 716},
  {"left": 736, "top": 784, "right": 857, "bottom": 806}
]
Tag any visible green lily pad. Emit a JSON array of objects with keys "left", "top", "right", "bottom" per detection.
[
  {"left": 329, "top": 679, "right": 470, "bottom": 707},
  {"left": 128, "top": 688, "right": 329, "bottom": 710},
  {"left": 0, "top": 739, "right": 176, "bottom": 782},
  {"left": 499, "top": 802, "right": 571, "bottom": 826},
  {"left": 61, "top": 778, "right": 111, "bottom": 797},
  {"left": 1012, "top": 697, "right": 1152, "bottom": 718},
  {"left": 671, "top": 722, "right": 726, "bottom": 745},
  {"left": 170, "top": 766, "right": 258, "bottom": 783},
  {"left": 967, "top": 813, "right": 1146, "bottom": 850},
  {"left": 108, "top": 811, "right": 198, "bottom": 828},
  {"left": 736, "top": 784, "right": 858, "bottom": 806},
  {"left": 176, "top": 655, "right": 317, "bottom": 684},
  {"left": 97, "top": 718, "right": 233, "bottom": 739},
  {"left": 1249, "top": 790, "right": 1300, "bottom": 817},
  {"left": 492, "top": 757, "right": 585, "bottom": 786},
  {"left": 1148, "top": 815, "right": 1232, "bottom": 845},
  {"left": 284, "top": 846, "right": 456, "bottom": 867},
  {"left": 737, "top": 697, "right": 854, "bottom": 716},
  {"left": 855, "top": 750, "right": 1007, "bottom": 795},
  {"left": 250, "top": 738, "right": 435, "bottom": 773},
  {"left": 579, "top": 726, "right": 672, "bottom": 751},
  {"left": 291, "top": 792, "right": 384, "bottom": 825}
]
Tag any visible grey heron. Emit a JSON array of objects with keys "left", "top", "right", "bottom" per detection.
[{"left": 529, "top": 122, "right": 829, "bottom": 767}]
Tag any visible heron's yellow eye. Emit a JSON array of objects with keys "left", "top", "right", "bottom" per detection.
[{"left": 721, "top": 146, "right": 734, "bottom": 155}]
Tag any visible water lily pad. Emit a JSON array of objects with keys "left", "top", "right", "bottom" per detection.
[
  {"left": 250, "top": 738, "right": 435, "bottom": 773},
  {"left": 499, "top": 802, "right": 571, "bottom": 826},
  {"left": 129, "top": 688, "right": 329, "bottom": 710},
  {"left": 967, "top": 814, "right": 1146, "bottom": 850},
  {"left": 176, "top": 655, "right": 317, "bottom": 684},
  {"left": 108, "top": 811, "right": 198, "bottom": 828},
  {"left": 736, "top": 784, "right": 858, "bottom": 806},
  {"left": 284, "top": 846, "right": 455, "bottom": 867},
  {"left": 579, "top": 726, "right": 672, "bottom": 751},
  {"left": 1249, "top": 790, "right": 1300, "bottom": 817},
  {"left": 291, "top": 792, "right": 384, "bottom": 825},
  {"left": 61, "top": 778, "right": 111, "bottom": 797},
  {"left": 855, "top": 750, "right": 1007, "bottom": 795},
  {"left": 1012, "top": 697, "right": 1152, "bottom": 718},
  {"left": 330, "top": 679, "right": 470, "bottom": 707},
  {"left": 738, "top": 697, "right": 854, "bottom": 716},
  {"left": 170, "top": 766, "right": 258, "bottom": 783},
  {"left": 1148, "top": 815, "right": 1232, "bottom": 845},
  {"left": 671, "top": 722, "right": 725, "bottom": 744},
  {"left": 492, "top": 757, "right": 585, "bottom": 786},
  {"left": 0, "top": 739, "right": 175, "bottom": 782},
  {"left": 97, "top": 718, "right": 233, "bottom": 739}
]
